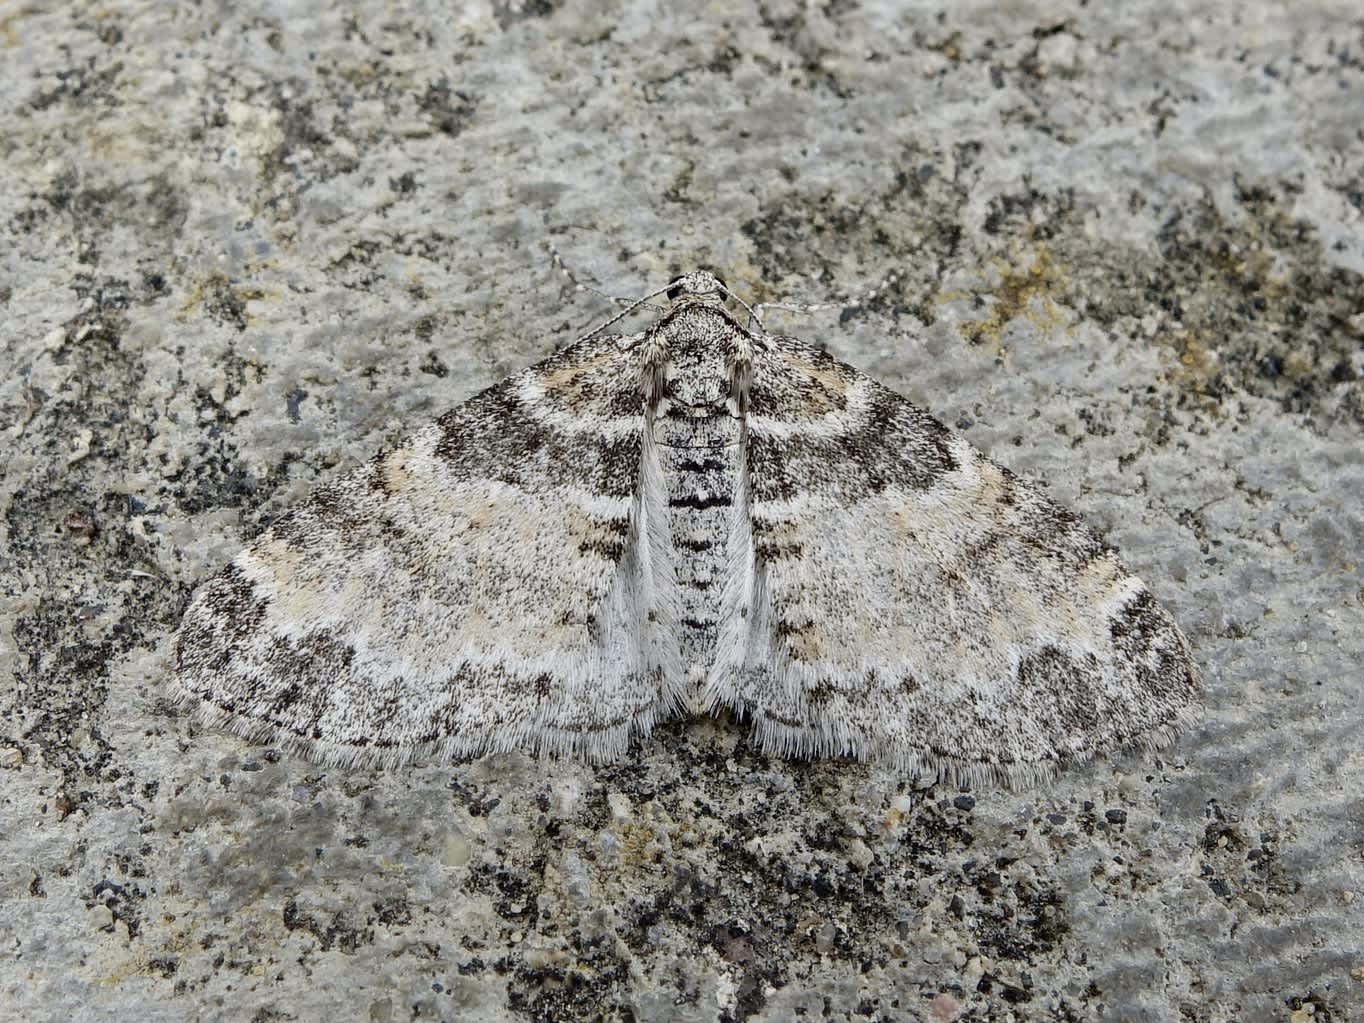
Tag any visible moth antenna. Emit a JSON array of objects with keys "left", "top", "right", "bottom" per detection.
[
  {"left": 752, "top": 269, "right": 903, "bottom": 325},
  {"left": 548, "top": 243, "right": 638, "bottom": 309}
]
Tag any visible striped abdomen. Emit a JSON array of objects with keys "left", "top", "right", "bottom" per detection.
[{"left": 655, "top": 412, "right": 742, "bottom": 687}]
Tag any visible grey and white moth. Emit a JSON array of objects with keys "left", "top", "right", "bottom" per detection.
[{"left": 171, "top": 270, "right": 1198, "bottom": 787}]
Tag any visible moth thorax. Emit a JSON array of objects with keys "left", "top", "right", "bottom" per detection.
[{"left": 666, "top": 341, "right": 735, "bottom": 416}]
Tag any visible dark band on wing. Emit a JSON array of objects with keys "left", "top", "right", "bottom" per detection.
[
  {"left": 435, "top": 384, "right": 641, "bottom": 498},
  {"left": 749, "top": 384, "right": 957, "bottom": 502}
]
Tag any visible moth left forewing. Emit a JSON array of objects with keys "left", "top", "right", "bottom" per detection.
[
  {"left": 711, "top": 334, "right": 1198, "bottom": 787},
  {"left": 172, "top": 332, "right": 684, "bottom": 767}
]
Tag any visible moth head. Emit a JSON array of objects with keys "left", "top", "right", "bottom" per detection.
[{"left": 666, "top": 270, "right": 729, "bottom": 305}]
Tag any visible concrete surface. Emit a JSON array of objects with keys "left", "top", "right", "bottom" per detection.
[{"left": 1, "top": 1, "right": 1362, "bottom": 1020}]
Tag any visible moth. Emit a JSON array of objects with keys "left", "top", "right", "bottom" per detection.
[{"left": 172, "top": 271, "right": 1198, "bottom": 786}]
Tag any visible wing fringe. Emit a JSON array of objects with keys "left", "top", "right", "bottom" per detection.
[
  {"left": 167, "top": 682, "right": 682, "bottom": 771},
  {"left": 734, "top": 700, "right": 1201, "bottom": 791}
]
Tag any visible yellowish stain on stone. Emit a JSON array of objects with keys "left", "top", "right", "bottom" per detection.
[
  {"left": 952, "top": 247, "right": 1068, "bottom": 351},
  {"left": 619, "top": 818, "right": 664, "bottom": 866},
  {"left": 96, "top": 917, "right": 213, "bottom": 988},
  {"left": 178, "top": 271, "right": 268, "bottom": 324},
  {"left": 1176, "top": 332, "right": 1221, "bottom": 389}
]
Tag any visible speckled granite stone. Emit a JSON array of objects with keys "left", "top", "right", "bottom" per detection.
[{"left": 1, "top": 2, "right": 1361, "bottom": 1021}]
